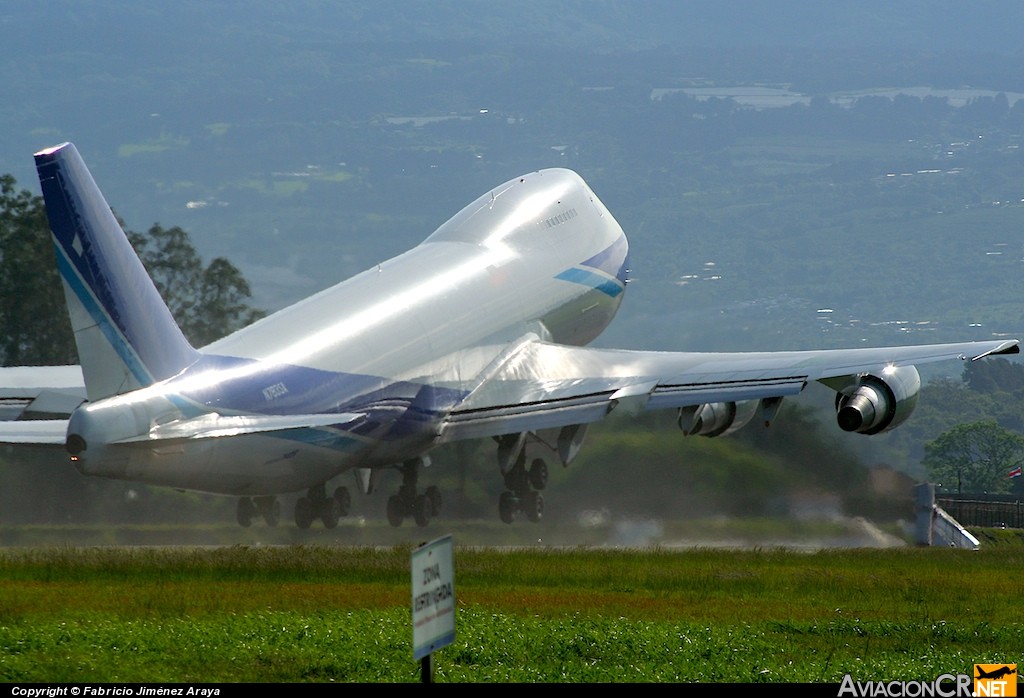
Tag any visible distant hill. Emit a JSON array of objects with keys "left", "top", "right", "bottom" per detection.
[{"left": 2, "top": 1, "right": 1024, "bottom": 357}]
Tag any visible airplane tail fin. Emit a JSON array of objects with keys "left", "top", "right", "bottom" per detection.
[{"left": 34, "top": 143, "right": 199, "bottom": 401}]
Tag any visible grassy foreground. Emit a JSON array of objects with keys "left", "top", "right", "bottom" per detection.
[{"left": 0, "top": 539, "right": 1020, "bottom": 683}]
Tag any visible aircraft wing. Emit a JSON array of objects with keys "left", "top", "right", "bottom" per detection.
[
  {"left": 438, "top": 336, "right": 1020, "bottom": 442},
  {"left": 1, "top": 338, "right": 1017, "bottom": 447}
]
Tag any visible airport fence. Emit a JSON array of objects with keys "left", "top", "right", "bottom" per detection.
[{"left": 935, "top": 493, "right": 1023, "bottom": 529}]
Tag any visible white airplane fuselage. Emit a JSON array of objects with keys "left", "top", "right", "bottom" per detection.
[{"left": 68, "top": 169, "right": 630, "bottom": 495}]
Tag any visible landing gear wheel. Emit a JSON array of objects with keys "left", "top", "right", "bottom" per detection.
[
  {"left": 504, "top": 467, "right": 528, "bottom": 492},
  {"left": 295, "top": 497, "right": 315, "bottom": 529},
  {"left": 528, "top": 459, "right": 548, "bottom": 490},
  {"left": 413, "top": 494, "right": 432, "bottom": 527},
  {"left": 425, "top": 485, "right": 442, "bottom": 516},
  {"left": 236, "top": 497, "right": 256, "bottom": 527},
  {"left": 256, "top": 496, "right": 280, "bottom": 526},
  {"left": 333, "top": 486, "right": 351, "bottom": 516},
  {"left": 499, "top": 491, "right": 517, "bottom": 524},
  {"left": 321, "top": 497, "right": 341, "bottom": 529},
  {"left": 523, "top": 490, "right": 544, "bottom": 523},
  {"left": 387, "top": 495, "right": 404, "bottom": 527}
]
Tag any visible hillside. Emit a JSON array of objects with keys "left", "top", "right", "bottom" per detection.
[{"left": 2, "top": 2, "right": 1024, "bottom": 355}]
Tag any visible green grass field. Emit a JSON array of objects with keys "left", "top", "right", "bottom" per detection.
[{"left": 0, "top": 536, "right": 1021, "bottom": 683}]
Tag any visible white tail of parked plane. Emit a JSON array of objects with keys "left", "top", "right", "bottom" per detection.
[{"left": 0, "top": 142, "right": 1018, "bottom": 528}]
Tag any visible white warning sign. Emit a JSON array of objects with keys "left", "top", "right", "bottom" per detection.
[{"left": 411, "top": 535, "right": 455, "bottom": 660}]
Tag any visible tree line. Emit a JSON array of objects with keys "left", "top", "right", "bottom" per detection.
[
  {"left": 0, "top": 173, "right": 264, "bottom": 366},
  {"left": 917, "top": 359, "right": 1024, "bottom": 496}
]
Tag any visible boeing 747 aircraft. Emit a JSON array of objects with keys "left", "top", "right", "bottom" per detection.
[{"left": 0, "top": 143, "right": 1018, "bottom": 528}]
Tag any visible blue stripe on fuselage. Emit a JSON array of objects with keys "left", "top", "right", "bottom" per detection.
[
  {"left": 554, "top": 267, "right": 624, "bottom": 298},
  {"left": 163, "top": 354, "right": 467, "bottom": 448},
  {"left": 555, "top": 234, "right": 629, "bottom": 297}
]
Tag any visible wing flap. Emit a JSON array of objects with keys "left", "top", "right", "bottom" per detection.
[
  {"left": 647, "top": 375, "right": 808, "bottom": 411},
  {"left": 441, "top": 392, "right": 616, "bottom": 441}
]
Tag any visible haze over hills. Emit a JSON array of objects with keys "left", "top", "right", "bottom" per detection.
[{"left": 2, "top": 1, "right": 1024, "bottom": 359}]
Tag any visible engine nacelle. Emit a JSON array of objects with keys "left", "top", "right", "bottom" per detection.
[
  {"left": 678, "top": 400, "right": 758, "bottom": 437},
  {"left": 834, "top": 365, "right": 920, "bottom": 435}
]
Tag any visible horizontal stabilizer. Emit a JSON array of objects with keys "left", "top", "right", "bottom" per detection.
[{"left": 21, "top": 390, "right": 86, "bottom": 418}]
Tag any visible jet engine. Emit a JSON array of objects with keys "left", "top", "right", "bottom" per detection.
[
  {"left": 678, "top": 400, "right": 758, "bottom": 437},
  {"left": 834, "top": 365, "right": 920, "bottom": 435}
]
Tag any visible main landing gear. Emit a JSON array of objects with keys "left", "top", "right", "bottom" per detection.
[
  {"left": 386, "top": 457, "right": 441, "bottom": 528},
  {"left": 491, "top": 425, "right": 588, "bottom": 524},
  {"left": 236, "top": 495, "right": 282, "bottom": 527},
  {"left": 236, "top": 484, "right": 353, "bottom": 529},
  {"left": 498, "top": 454, "right": 548, "bottom": 524},
  {"left": 294, "top": 483, "right": 352, "bottom": 529}
]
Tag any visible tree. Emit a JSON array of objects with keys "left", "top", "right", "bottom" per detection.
[
  {"left": 963, "top": 357, "right": 1024, "bottom": 395},
  {"left": 0, "top": 175, "right": 75, "bottom": 365},
  {"left": 0, "top": 174, "right": 265, "bottom": 366},
  {"left": 922, "top": 420, "right": 1024, "bottom": 495},
  {"left": 126, "top": 224, "right": 265, "bottom": 347}
]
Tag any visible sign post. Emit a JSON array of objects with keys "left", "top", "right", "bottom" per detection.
[{"left": 411, "top": 535, "right": 455, "bottom": 683}]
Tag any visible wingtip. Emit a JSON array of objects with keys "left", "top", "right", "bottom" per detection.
[{"left": 971, "top": 340, "right": 1021, "bottom": 361}]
